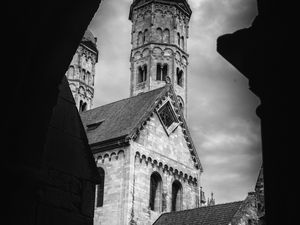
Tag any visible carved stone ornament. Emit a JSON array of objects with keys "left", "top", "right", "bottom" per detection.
[{"left": 157, "top": 100, "right": 179, "bottom": 135}]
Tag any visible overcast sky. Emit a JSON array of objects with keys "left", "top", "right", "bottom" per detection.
[{"left": 88, "top": 0, "right": 261, "bottom": 204}]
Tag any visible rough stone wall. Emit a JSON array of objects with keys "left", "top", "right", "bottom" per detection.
[
  {"left": 130, "top": 113, "right": 201, "bottom": 225},
  {"left": 130, "top": 2, "right": 190, "bottom": 117},
  {"left": 93, "top": 148, "right": 131, "bottom": 225},
  {"left": 231, "top": 194, "right": 259, "bottom": 225}
]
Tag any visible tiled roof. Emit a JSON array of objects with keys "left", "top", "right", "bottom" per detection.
[
  {"left": 80, "top": 86, "right": 168, "bottom": 146},
  {"left": 153, "top": 201, "right": 244, "bottom": 225}
]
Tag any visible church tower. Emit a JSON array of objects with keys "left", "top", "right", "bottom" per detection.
[
  {"left": 66, "top": 30, "right": 98, "bottom": 112},
  {"left": 129, "top": 0, "right": 191, "bottom": 117}
]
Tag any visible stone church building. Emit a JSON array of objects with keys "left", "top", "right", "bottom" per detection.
[
  {"left": 67, "top": 0, "right": 203, "bottom": 224},
  {"left": 65, "top": 1, "right": 265, "bottom": 225}
]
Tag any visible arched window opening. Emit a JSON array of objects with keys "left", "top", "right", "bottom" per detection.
[
  {"left": 156, "top": 63, "right": 162, "bottom": 80},
  {"left": 138, "top": 31, "right": 143, "bottom": 46},
  {"left": 176, "top": 68, "right": 183, "bottom": 87},
  {"left": 181, "top": 36, "right": 184, "bottom": 49},
  {"left": 138, "top": 66, "right": 143, "bottom": 83},
  {"left": 96, "top": 167, "right": 105, "bottom": 207},
  {"left": 149, "top": 172, "right": 163, "bottom": 212},
  {"left": 162, "top": 64, "right": 168, "bottom": 81},
  {"left": 144, "top": 29, "right": 149, "bottom": 44},
  {"left": 172, "top": 180, "right": 183, "bottom": 211},
  {"left": 79, "top": 100, "right": 87, "bottom": 112},
  {"left": 157, "top": 28, "right": 163, "bottom": 43},
  {"left": 82, "top": 102, "right": 87, "bottom": 112},
  {"left": 177, "top": 33, "right": 180, "bottom": 46},
  {"left": 137, "top": 65, "right": 147, "bottom": 83},
  {"left": 143, "top": 64, "right": 147, "bottom": 82},
  {"left": 163, "top": 29, "right": 170, "bottom": 43},
  {"left": 156, "top": 63, "right": 168, "bottom": 81},
  {"left": 79, "top": 100, "right": 83, "bottom": 112}
]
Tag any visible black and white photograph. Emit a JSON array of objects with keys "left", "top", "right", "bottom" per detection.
[{"left": 3, "top": 0, "right": 294, "bottom": 225}]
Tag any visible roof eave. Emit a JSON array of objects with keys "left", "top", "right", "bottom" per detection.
[{"left": 90, "top": 135, "right": 130, "bottom": 154}]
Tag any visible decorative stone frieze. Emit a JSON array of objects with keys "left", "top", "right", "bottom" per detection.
[{"left": 135, "top": 151, "right": 198, "bottom": 186}]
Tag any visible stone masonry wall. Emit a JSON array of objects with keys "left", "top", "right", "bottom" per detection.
[
  {"left": 93, "top": 148, "right": 131, "bottom": 225},
  {"left": 130, "top": 113, "right": 201, "bottom": 225},
  {"left": 91, "top": 112, "right": 201, "bottom": 225}
]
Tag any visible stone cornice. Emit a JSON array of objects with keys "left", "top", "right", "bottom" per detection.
[{"left": 131, "top": 42, "right": 189, "bottom": 57}]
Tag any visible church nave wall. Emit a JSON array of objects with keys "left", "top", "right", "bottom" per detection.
[{"left": 93, "top": 149, "right": 130, "bottom": 225}]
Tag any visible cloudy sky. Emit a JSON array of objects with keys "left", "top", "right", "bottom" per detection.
[{"left": 88, "top": 0, "right": 261, "bottom": 204}]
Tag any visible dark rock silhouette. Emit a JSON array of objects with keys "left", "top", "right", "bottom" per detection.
[
  {"left": 2, "top": 1, "right": 102, "bottom": 224},
  {"left": 217, "top": 0, "right": 294, "bottom": 224}
]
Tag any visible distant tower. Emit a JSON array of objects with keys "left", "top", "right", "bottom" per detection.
[
  {"left": 66, "top": 30, "right": 98, "bottom": 112},
  {"left": 207, "top": 192, "right": 215, "bottom": 206},
  {"left": 129, "top": 0, "right": 192, "bottom": 117}
]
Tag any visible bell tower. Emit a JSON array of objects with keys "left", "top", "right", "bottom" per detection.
[
  {"left": 66, "top": 29, "right": 98, "bottom": 112},
  {"left": 129, "top": 0, "right": 192, "bottom": 117}
]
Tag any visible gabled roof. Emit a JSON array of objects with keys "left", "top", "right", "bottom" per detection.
[
  {"left": 80, "top": 84, "right": 202, "bottom": 171},
  {"left": 153, "top": 201, "right": 244, "bottom": 225},
  {"left": 80, "top": 86, "right": 167, "bottom": 145}
]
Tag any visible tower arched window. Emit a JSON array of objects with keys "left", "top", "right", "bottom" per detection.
[
  {"left": 79, "top": 100, "right": 87, "bottom": 112},
  {"left": 156, "top": 63, "right": 162, "bottom": 80},
  {"left": 143, "top": 64, "right": 147, "bottom": 81},
  {"left": 79, "top": 100, "right": 83, "bottom": 111},
  {"left": 177, "top": 33, "right": 181, "bottom": 46},
  {"left": 96, "top": 167, "right": 105, "bottom": 207},
  {"left": 172, "top": 180, "right": 183, "bottom": 211},
  {"left": 82, "top": 102, "right": 87, "bottom": 112},
  {"left": 163, "top": 29, "right": 170, "bottom": 44},
  {"left": 144, "top": 29, "right": 149, "bottom": 44},
  {"left": 138, "top": 66, "right": 143, "bottom": 83},
  {"left": 176, "top": 68, "right": 183, "bottom": 87},
  {"left": 156, "top": 28, "right": 163, "bottom": 43},
  {"left": 149, "top": 172, "right": 162, "bottom": 212},
  {"left": 162, "top": 64, "right": 168, "bottom": 81},
  {"left": 181, "top": 36, "right": 184, "bottom": 49},
  {"left": 137, "top": 65, "right": 147, "bottom": 83},
  {"left": 156, "top": 63, "right": 168, "bottom": 81},
  {"left": 138, "top": 31, "right": 143, "bottom": 46}
]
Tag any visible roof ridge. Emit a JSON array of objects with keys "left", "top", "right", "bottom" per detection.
[
  {"left": 80, "top": 86, "right": 168, "bottom": 115},
  {"left": 159, "top": 200, "right": 244, "bottom": 216}
]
